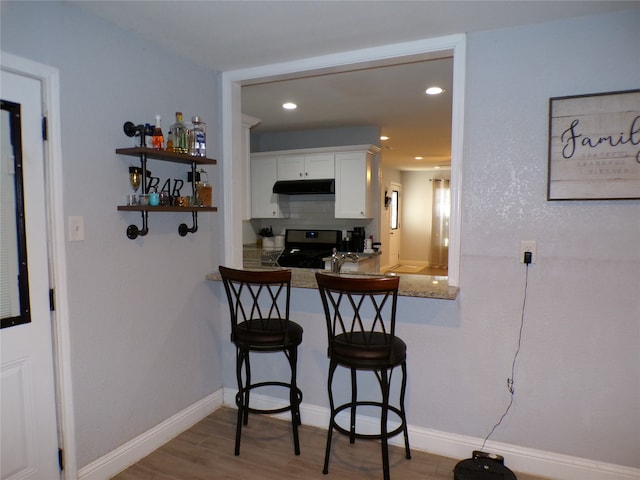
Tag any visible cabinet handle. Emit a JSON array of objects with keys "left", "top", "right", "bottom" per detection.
[
  {"left": 305, "top": 172, "right": 308, "bottom": 176},
  {"left": 299, "top": 172, "right": 303, "bottom": 177}
]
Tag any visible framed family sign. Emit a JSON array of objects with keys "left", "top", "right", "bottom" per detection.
[{"left": 547, "top": 89, "right": 640, "bottom": 200}]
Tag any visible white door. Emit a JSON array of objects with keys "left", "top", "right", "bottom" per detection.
[
  {"left": 388, "top": 182, "right": 401, "bottom": 267},
  {"left": 1, "top": 70, "right": 60, "bottom": 480}
]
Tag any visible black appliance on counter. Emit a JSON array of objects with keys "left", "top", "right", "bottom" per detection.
[{"left": 277, "top": 229, "right": 342, "bottom": 269}]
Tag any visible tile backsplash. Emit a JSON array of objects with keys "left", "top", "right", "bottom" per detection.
[{"left": 247, "top": 194, "right": 373, "bottom": 243}]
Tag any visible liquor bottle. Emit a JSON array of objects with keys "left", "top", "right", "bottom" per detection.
[
  {"left": 152, "top": 115, "right": 164, "bottom": 150},
  {"left": 196, "top": 169, "right": 212, "bottom": 207},
  {"left": 190, "top": 116, "right": 206, "bottom": 157},
  {"left": 166, "top": 127, "right": 175, "bottom": 152},
  {"left": 144, "top": 123, "right": 152, "bottom": 148},
  {"left": 170, "top": 112, "right": 189, "bottom": 154}
]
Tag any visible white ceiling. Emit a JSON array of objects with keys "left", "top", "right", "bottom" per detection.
[
  {"left": 71, "top": 1, "right": 637, "bottom": 170},
  {"left": 241, "top": 56, "right": 454, "bottom": 170}
]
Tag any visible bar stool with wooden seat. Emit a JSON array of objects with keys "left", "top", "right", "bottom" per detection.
[
  {"left": 219, "top": 266, "right": 303, "bottom": 456},
  {"left": 315, "top": 273, "right": 411, "bottom": 480}
]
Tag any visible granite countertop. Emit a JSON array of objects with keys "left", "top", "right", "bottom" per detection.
[
  {"left": 243, "top": 244, "right": 380, "bottom": 263},
  {"left": 207, "top": 266, "right": 458, "bottom": 300},
  {"left": 321, "top": 250, "right": 381, "bottom": 263}
]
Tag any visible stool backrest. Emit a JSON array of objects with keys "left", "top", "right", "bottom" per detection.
[
  {"left": 219, "top": 266, "right": 292, "bottom": 341},
  {"left": 315, "top": 273, "right": 400, "bottom": 348}
]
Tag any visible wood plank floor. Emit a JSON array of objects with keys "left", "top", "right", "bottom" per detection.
[{"left": 111, "top": 406, "right": 548, "bottom": 480}]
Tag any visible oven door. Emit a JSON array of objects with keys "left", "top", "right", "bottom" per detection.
[{"left": 278, "top": 250, "right": 329, "bottom": 269}]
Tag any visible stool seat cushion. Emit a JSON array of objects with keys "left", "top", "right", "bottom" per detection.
[
  {"left": 331, "top": 332, "right": 406, "bottom": 369},
  {"left": 235, "top": 319, "right": 303, "bottom": 348}
]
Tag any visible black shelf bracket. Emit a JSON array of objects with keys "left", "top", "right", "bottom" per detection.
[
  {"left": 126, "top": 211, "right": 149, "bottom": 239},
  {"left": 178, "top": 162, "right": 199, "bottom": 236},
  {"left": 178, "top": 211, "right": 199, "bottom": 236}
]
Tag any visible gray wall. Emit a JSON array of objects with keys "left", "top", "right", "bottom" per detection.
[
  {"left": 460, "top": 13, "right": 639, "bottom": 465},
  {"left": 250, "top": 125, "right": 380, "bottom": 152},
  {"left": 1, "top": 1, "right": 225, "bottom": 468},
  {"left": 231, "top": 10, "right": 640, "bottom": 470},
  {"left": 236, "top": 10, "right": 640, "bottom": 469},
  {"left": 3, "top": 1, "right": 639, "bottom": 473}
]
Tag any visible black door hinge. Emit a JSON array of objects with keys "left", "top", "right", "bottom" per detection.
[
  {"left": 49, "top": 288, "right": 55, "bottom": 311},
  {"left": 42, "top": 116, "right": 48, "bottom": 141},
  {"left": 58, "top": 448, "right": 64, "bottom": 471}
]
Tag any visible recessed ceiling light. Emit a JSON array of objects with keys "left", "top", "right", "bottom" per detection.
[
  {"left": 380, "top": 135, "right": 389, "bottom": 141},
  {"left": 282, "top": 102, "right": 297, "bottom": 110},
  {"left": 434, "top": 166, "right": 441, "bottom": 169},
  {"left": 425, "top": 86, "right": 444, "bottom": 95},
  {"left": 415, "top": 156, "right": 423, "bottom": 160}
]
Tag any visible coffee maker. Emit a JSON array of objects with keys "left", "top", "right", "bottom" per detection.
[{"left": 351, "top": 227, "right": 365, "bottom": 252}]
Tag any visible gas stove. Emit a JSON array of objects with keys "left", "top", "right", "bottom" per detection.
[{"left": 277, "top": 229, "right": 342, "bottom": 269}]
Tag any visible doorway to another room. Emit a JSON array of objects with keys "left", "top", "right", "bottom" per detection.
[{"left": 384, "top": 172, "right": 450, "bottom": 276}]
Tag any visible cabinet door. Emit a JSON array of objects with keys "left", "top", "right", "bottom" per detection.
[
  {"left": 335, "top": 151, "right": 372, "bottom": 218},
  {"left": 277, "top": 153, "right": 334, "bottom": 180},
  {"left": 277, "top": 155, "right": 305, "bottom": 180},
  {"left": 304, "top": 153, "right": 334, "bottom": 179},
  {"left": 251, "top": 156, "right": 286, "bottom": 218}
]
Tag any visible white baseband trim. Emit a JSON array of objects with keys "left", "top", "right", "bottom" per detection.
[
  {"left": 78, "top": 389, "right": 223, "bottom": 480},
  {"left": 223, "top": 389, "right": 639, "bottom": 480},
  {"left": 79, "top": 389, "right": 638, "bottom": 480},
  {"left": 403, "top": 424, "right": 639, "bottom": 480}
]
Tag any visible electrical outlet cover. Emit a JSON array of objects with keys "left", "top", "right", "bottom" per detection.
[{"left": 519, "top": 240, "right": 536, "bottom": 263}]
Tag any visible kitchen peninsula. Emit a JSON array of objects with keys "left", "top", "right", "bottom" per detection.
[
  {"left": 206, "top": 267, "right": 458, "bottom": 300},
  {"left": 224, "top": 234, "right": 457, "bottom": 299}
]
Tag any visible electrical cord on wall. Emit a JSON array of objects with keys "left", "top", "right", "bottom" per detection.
[{"left": 480, "top": 262, "right": 530, "bottom": 452}]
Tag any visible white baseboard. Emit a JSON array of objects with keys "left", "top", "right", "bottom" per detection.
[
  {"left": 77, "top": 389, "right": 223, "bottom": 480},
  {"left": 403, "top": 425, "right": 639, "bottom": 480},
  {"left": 223, "top": 389, "right": 639, "bottom": 480},
  {"left": 79, "top": 389, "right": 639, "bottom": 480},
  {"left": 398, "top": 259, "right": 429, "bottom": 268}
]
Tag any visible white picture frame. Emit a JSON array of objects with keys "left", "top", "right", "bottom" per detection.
[{"left": 547, "top": 89, "right": 640, "bottom": 200}]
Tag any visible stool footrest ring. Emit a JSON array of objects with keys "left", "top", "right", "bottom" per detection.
[
  {"left": 236, "top": 381, "right": 303, "bottom": 416},
  {"left": 330, "top": 401, "right": 406, "bottom": 440}
]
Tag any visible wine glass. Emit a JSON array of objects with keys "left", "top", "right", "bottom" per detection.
[{"left": 129, "top": 166, "right": 141, "bottom": 194}]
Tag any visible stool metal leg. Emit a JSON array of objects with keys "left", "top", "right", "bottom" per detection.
[
  {"left": 381, "top": 368, "right": 390, "bottom": 480},
  {"left": 243, "top": 351, "right": 252, "bottom": 425},
  {"left": 288, "top": 346, "right": 301, "bottom": 455},
  {"left": 234, "top": 348, "right": 249, "bottom": 455},
  {"left": 400, "top": 362, "right": 411, "bottom": 459},
  {"left": 323, "top": 359, "right": 337, "bottom": 474},
  {"left": 350, "top": 368, "right": 357, "bottom": 444}
]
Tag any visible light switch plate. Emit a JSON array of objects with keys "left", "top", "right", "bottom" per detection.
[{"left": 69, "top": 216, "right": 84, "bottom": 241}]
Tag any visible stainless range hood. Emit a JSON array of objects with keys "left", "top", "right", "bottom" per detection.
[{"left": 273, "top": 179, "right": 335, "bottom": 195}]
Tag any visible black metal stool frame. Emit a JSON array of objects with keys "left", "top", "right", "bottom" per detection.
[
  {"left": 219, "top": 266, "right": 303, "bottom": 456},
  {"left": 316, "top": 273, "right": 411, "bottom": 480}
]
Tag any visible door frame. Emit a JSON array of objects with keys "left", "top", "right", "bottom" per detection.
[
  {"left": 388, "top": 181, "right": 402, "bottom": 268},
  {"left": 221, "top": 34, "right": 464, "bottom": 287},
  {"left": 1, "top": 52, "right": 77, "bottom": 479}
]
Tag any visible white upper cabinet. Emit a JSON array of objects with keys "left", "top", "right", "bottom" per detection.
[
  {"left": 277, "top": 153, "right": 334, "bottom": 180},
  {"left": 334, "top": 150, "right": 375, "bottom": 218},
  {"left": 250, "top": 156, "right": 288, "bottom": 218}
]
